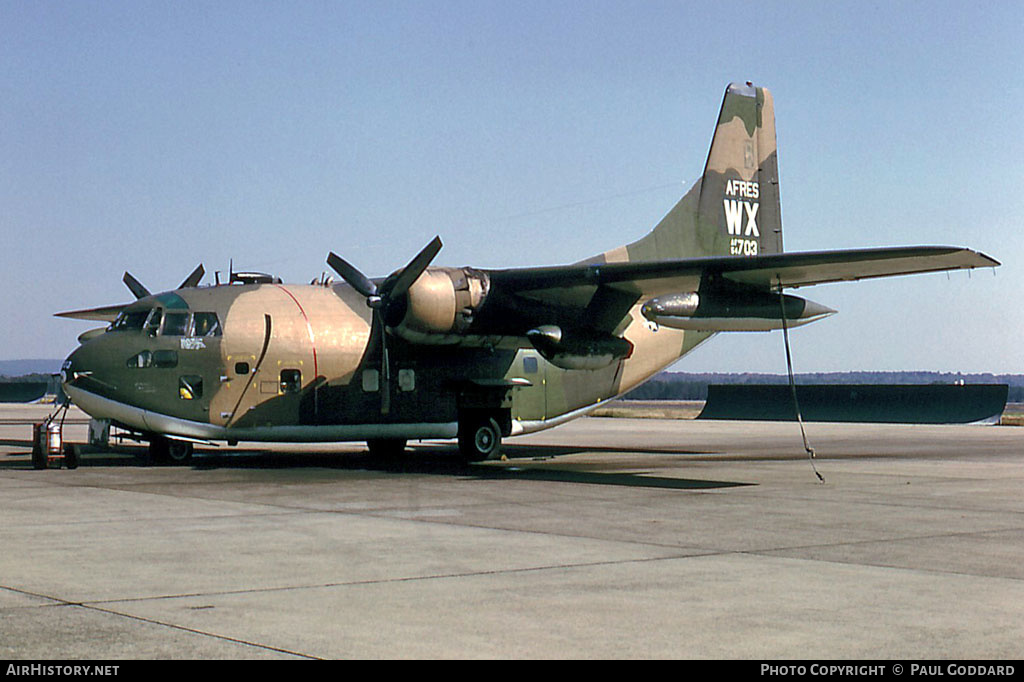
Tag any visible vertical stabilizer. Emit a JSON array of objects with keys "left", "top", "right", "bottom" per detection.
[{"left": 597, "top": 82, "right": 783, "bottom": 264}]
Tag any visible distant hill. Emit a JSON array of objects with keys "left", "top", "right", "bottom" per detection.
[{"left": 0, "top": 359, "right": 62, "bottom": 377}]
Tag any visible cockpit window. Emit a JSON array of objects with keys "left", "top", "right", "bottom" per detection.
[
  {"left": 192, "top": 312, "right": 222, "bottom": 337},
  {"left": 144, "top": 309, "right": 163, "bottom": 336},
  {"left": 162, "top": 312, "right": 189, "bottom": 337},
  {"left": 111, "top": 309, "right": 150, "bottom": 331}
]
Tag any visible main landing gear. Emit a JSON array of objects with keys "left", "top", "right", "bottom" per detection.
[{"left": 148, "top": 434, "right": 193, "bottom": 465}]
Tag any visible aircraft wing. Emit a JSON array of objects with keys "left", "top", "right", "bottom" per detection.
[
  {"left": 486, "top": 246, "right": 997, "bottom": 295},
  {"left": 471, "top": 246, "right": 997, "bottom": 336}
]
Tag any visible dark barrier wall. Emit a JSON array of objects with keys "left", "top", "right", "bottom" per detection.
[
  {"left": 698, "top": 384, "right": 1009, "bottom": 424},
  {"left": 0, "top": 382, "right": 50, "bottom": 403}
]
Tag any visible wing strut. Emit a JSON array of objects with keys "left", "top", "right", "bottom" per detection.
[{"left": 777, "top": 282, "right": 824, "bottom": 483}]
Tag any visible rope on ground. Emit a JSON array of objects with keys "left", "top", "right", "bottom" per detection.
[{"left": 777, "top": 282, "right": 825, "bottom": 483}]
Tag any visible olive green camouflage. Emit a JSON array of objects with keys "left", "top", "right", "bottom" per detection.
[{"left": 57, "top": 83, "right": 998, "bottom": 462}]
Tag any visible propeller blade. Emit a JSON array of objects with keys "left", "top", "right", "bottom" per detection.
[
  {"left": 327, "top": 252, "right": 379, "bottom": 299},
  {"left": 385, "top": 236, "right": 443, "bottom": 300},
  {"left": 327, "top": 236, "right": 442, "bottom": 416},
  {"left": 378, "top": 314, "right": 391, "bottom": 416},
  {"left": 178, "top": 264, "right": 205, "bottom": 289},
  {"left": 122, "top": 272, "right": 151, "bottom": 299}
]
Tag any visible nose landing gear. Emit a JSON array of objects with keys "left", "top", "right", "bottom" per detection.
[
  {"left": 148, "top": 434, "right": 194, "bottom": 465},
  {"left": 458, "top": 415, "right": 504, "bottom": 462}
]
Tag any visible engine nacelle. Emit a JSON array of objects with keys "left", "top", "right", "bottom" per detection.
[
  {"left": 526, "top": 325, "right": 633, "bottom": 370},
  {"left": 389, "top": 267, "right": 490, "bottom": 342},
  {"left": 641, "top": 290, "right": 835, "bottom": 332}
]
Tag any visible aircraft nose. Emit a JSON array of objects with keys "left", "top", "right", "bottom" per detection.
[
  {"left": 61, "top": 346, "right": 85, "bottom": 389},
  {"left": 61, "top": 342, "right": 107, "bottom": 392}
]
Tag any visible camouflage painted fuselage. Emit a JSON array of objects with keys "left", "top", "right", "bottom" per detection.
[
  {"left": 60, "top": 82, "right": 996, "bottom": 449},
  {"left": 62, "top": 279, "right": 708, "bottom": 443}
]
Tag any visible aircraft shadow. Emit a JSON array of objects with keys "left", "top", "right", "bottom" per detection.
[
  {"left": 203, "top": 443, "right": 750, "bottom": 490},
  {"left": 1, "top": 442, "right": 752, "bottom": 490}
]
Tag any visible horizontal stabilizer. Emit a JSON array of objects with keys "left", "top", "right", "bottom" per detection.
[{"left": 55, "top": 304, "right": 127, "bottom": 322}]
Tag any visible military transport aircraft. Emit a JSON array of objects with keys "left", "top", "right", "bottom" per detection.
[{"left": 57, "top": 82, "right": 998, "bottom": 464}]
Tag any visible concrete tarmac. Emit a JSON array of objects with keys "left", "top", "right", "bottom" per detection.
[{"left": 1, "top": 404, "right": 1022, "bottom": 659}]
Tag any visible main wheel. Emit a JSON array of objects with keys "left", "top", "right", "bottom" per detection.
[
  {"left": 366, "top": 438, "right": 407, "bottom": 457},
  {"left": 458, "top": 417, "right": 502, "bottom": 462}
]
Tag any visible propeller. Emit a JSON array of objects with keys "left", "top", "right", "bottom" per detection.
[
  {"left": 327, "top": 236, "right": 443, "bottom": 415},
  {"left": 178, "top": 264, "right": 205, "bottom": 289},
  {"left": 122, "top": 264, "right": 205, "bottom": 299},
  {"left": 122, "top": 272, "right": 151, "bottom": 300}
]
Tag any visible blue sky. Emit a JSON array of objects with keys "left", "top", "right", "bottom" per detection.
[{"left": 1, "top": 1, "right": 1021, "bottom": 372}]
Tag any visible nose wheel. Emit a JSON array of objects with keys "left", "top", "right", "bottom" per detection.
[
  {"left": 458, "top": 415, "right": 503, "bottom": 462},
  {"left": 149, "top": 435, "right": 193, "bottom": 465}
]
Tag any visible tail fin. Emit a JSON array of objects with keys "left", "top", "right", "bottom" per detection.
[{"left": 598, "top": 82, "right": 783, "bottom": 264}]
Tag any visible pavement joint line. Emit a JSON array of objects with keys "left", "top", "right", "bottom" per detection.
[
  {"left": 53, "top": 553, "right": 724, "bottom": 607},
  {"left": 0, "top": 584, "right": 317, "bottom": 659},
  {"left": 12, "top": 526, "right": 1024, "bottom": 618},
  {"left": 79, "top": 603, "right": 319, "bottom": 660},
  {"left": 741, "top": 525, "right": 1024, "bottom": 581},
  {"left": 0, "top": 584, "right": 69, "bottom": 606},
  {"left": 681, "top": 484, "right": 1024, "bottom": 517},
  {"left": 740, "top": 551, "right": 1024, "bottom": 584},
  {"left": 6, "top": 480, "right": 1024, "bottom": 560}
]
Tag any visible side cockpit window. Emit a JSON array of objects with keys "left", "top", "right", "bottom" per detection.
[
  {"left": 192, "top": 312, "right": 222, "bottom": 337},
  {"left": 162, "top": 312, "right": 189, "bottom": 337},
  {"left": 111, "top": 307, "right": 221, "bottom": 338},
  {"left": 144, "top": 309, "right": 163, "bottom": 337},
  {"left": 110, "top": 309, "right": 150, "bottom": 331}
]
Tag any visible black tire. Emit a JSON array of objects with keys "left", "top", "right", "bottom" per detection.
[
  {"left": 148, "top": 436, "right": 169, "bottom": 464},
  {"left": 31, "top": 429, "right": 46, "bottom": 470},
  {"left": 458, "top": 416, "right": 502, "bottom": 462},
  {"left": 167, "top": 440, "right": 193, "bottom": 464},
  {"left": 366, "top": 438, "right": 407, "bottom": 457},
  {"left": 149, "top": 436, "right": 193, "bottom": 465},
  {"left": 64, "top": 444, "right": 79, "bottom": 470}
]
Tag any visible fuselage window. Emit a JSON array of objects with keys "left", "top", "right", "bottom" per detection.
[
  {"left": 280, "top": 369, "right": 301, "bottom": 394},
  {"left": 179, "top": 375, "right": 203, "bottom": 400},
  {"left": 192, "top": 312, "right": 222, "bottom": 337},
  {"left": 162, "top": 312, "right": 190, "bottom": 337},
  {"left": 362, "top": 369, "right": 379, "bottom": 392},
  {"left": 523, "top": 356, "right": 539, "bottom": 374},
  {"left": 126, "top": 350, "right": 177, "bottom": 369},
  {"left": 111, "top": 310, "right": 150, "bottom": 331},
  {"left": 127, "top": 350, "right": 153, "bottom": 368},
  {"left": 235, "top": 362, "right": 250, "bottom": 375},
  {"left": 153, "top": 350, "right": 178, "bottom": 368}
]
